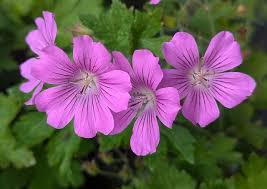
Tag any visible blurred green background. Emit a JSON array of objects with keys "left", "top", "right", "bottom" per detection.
[{"left": 0, "top": 0, "right": 267, "bottom": 188}]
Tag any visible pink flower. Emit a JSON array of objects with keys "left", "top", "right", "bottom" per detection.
[
  {"left": 20, "top": 11, "right": 57, "bottom": 105},
  {"left": 150, "top": 0, "right": 160, "bottom": 5},
  {"left": 110, "top": 50, "right": 181, "bottom": 156},
  {"left": 32, "top": 35, "right": 132, "bottom": 138},
  {"left": 160, "top": 31, "right": 256, "bottom": 127}
]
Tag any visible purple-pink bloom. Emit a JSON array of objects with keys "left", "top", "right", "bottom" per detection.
[
  {"left": 31, "top": 35, "right": 132, "bottom": 138},
  {"left": 110, "top": 50, "right": 181, "bottom": 156},
  {"left": 20, "top": 11, "right": 57, "bottom": 105},
  {"left": 160, "top": 31, "right": 256, "bottom": 127},
  {"left": 150, "top": 0, "right": 160, "bottom": 5}
]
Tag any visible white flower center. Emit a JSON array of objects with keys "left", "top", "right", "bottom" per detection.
[
  {"left": 71, "top": 71, "right": 97, "bottom": 95},
  {"left": 129, "top": 88, "right": 156, "bottom": 111},
  {"left": 190, "top": 59, "right": 215, "bottom": 89}
]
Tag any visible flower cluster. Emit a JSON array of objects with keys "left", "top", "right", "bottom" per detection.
[{"left": 20, "top": 11, "right": 256, "bottom": 156}]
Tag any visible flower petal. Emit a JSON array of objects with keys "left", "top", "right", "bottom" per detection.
[
  {"left": 130, "top": 110, "right": 159, "bottom": 156},
  {"left": 20, "top": 58, "right": 36, "bottom": 81},
  {"left": 203, "top": 31, "right": 242, "bottom": 72},
  {"left": 156, "top": 87, "right": 181, "bottom": 128},
  {"left": 182, "top": 89, "right": 220, "bottom": 127},
  {"left": 25, "top": 82, "right": 44, "bottom": 105},
  {"left": 150, "top": 0, "right": 160, "bottom": 5},
  {"left": 210, "top": 72, "right": 256, "bottom": 108},
  {"left": 35, "top": 84, "right": 79, "bottom": 129},
  {"left": 74, "top": 97, "right": 97, "bottom": 138},
  {"left": 110, "top": 109, "right": 137, "bottom": 135},
  {"left": 20, "top": 80, "right": 40, "bottom": 93},
  {"left": 132, "top": 49, "right": 162, "bottom": 90},
  {"left": 20, "top": 58, "right": 40, "bottom": 93},
  {"left": 26, "top": 11, "right": 57, "bottom": 55},
  {"left": 112, "top": 51, "right": 133, "bottom": 74},
  {"left": 99, "top": 70, "right": 132, "bottom": 112},
  {"left": 163, "top": 32, "right": 199, "bottom": 72},
  {"left": 74, "top": 94, "right": 115, "bottom": 138},
  {"left": 41, "top": 11, "right": 57, "bottom": 43},
  {"left": 26, "top": 30, "right": 47, "bottom": 55},
  {"left": 32, "top": 46, "right": 76, "bottom": 85},
  {"left": 73, "top": 35, "right": 111, "bottom": 74},
  {"left": 159, "top": 69, "right": 191, "bottom": 98}
]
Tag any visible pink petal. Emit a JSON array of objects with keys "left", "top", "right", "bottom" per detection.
[
  {"left": 32, "top": 46, "right": 76, "bottom": 85},
  {"left": 150, "top": 0, "right": 160, "bottom": 5},
  {"left": 99, "top": 70, "right": 132, "bottom": 112},
  {"left": 159, "top": 69, "right": 191, "bottom": 99},
  {"left": 26, "top": 11, "right": 57, "bottom": 55},
  {"left": 112, "top": 51, "right": 133, "bottom": 74},
  {"left": 73, "top": 97, "right": 97, "bottom": 138},
  {"left": 156, "top": 87, "right": 181, "bottom": 128},
  {"left": 73, "top": 35, "right": 111, "bottom": 74},
  {"left": 182, "top": 89, "right": 220, "bottom": 127},
  {"left": 26, "top": 30, "right": 47, "bottom": 55},
  {"left": 41, "top": 11, "right": 57, "bottom": 43},
  {"left": 203, "top": 31, "right": 242, "bottom": 72},
  {"left": 110, "top": 109, "right": 137, "bottom": 135},
  {"left": 73, "top": 35, "right": 93, "bottom": 69},
  {"left": 163, "top": 32, "right": 199, "bottom": 72},
  {"left": 25, "top": 82, "right": 44, "bottom": 105},
  {"left": 130, "top": 110, "right": 159, "bottom": 156},
  {"left": 20, "top": 80, "right": 40, "bottom": 93},
  {"left": 35, "top": 84, "right": 79, "bottom": 129},
  {"left": 132, "top": 49, "right": 162, "bottom": 90},
  {"left": 74, "top": 95, "right": 114, "bottom": 137},
  {"left": 20, "top": 58, "right": 36, "bottom": 80},
  {"left": 210, "top": 72, "right": 256, "bottom": 108},
  {"left": 19, "top": 58, "right": 40, "bottom": 93}
]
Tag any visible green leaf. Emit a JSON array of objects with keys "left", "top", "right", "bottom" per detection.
[
  {"left": 80, "top": 0, "right": 134, "bottom": 55},
  {"left": 194, "top": 133, "right": 242, "bottom": 180},
  {"left": 99, "top": 126, "right": 131, "bottom": 152},
  {"left": 0, "top": 168, "right": 30, "bottom": 189},
  {"left": 0, "top": 92, "right": 20, "bottom": 127},
  {"left": 135, "top": 162, "right": 196, "bottom": 189},
  {"left": 54, "top": 0, "right": 103, "bottom": 47},
  {"left": 162, "top": 125, "right": 196, "bottom": 164},
  {"left": 13, "top": 112, "right": 54, "bottom": 148},
  {"left": 235, "top": 154, "right": 267, "bottom": 189},
  {"left": 46, "top": 127, "right": 83, "bottom": 187},
  {"left": 139, "top": 36, "right": 170, "bottom": 58},
  {"left": 9, "top": 147, "right": 36, "bottom": 168},
  {"left": 200, "top": 178, "right": 235, "bottom": 189}
]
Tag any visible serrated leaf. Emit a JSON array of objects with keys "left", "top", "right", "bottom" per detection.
[
  {"left": 194, "top": 133, "right": 242, "bottom": 179},
  {"left": 13, "top": 112, "right": 54, "bottom": 148},
  {"left": 99, "top": 126, "right": 131, "bottom": 152},
  {"left": 136, "top": 162, "right": 196, "bottom": 189},
  {"left": 0, "top": 93, "right": 20, "bottom": 127},
  {"left": 46, "top": 127, "right": 83, "bottom": 187},
  {"left": 162, "top": 125, "right": 196, "bottom": 164},
  {"left": 235, "top": 154, "right": 267, "bottom": 189},
  {"left": 200, "top": 178, "right": 235, "bottom": 189},
  {"left": 9, "top": 147, "right": 36, "bottom": 168},
  {"left": 80, "top": 0, "right": 134, "bottom": 55}
]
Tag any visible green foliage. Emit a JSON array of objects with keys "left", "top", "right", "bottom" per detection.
[
  {"left": 130, "top": 162, "right": 196, "bottom": 189},
  {"left": 80, "top": 0, "right": 164, "bottom": 56},
  {"left": 162, "top": 125, "right": 196, "bottom": 164},
  {"left": 80, "top": 0, "right": 134, "bottom": 55},
  {"left": 0, "top": 0, "right": 267, "bottom": 188},
  {"left": 235, "top": 154, "right": 267, "bottom": 189}
]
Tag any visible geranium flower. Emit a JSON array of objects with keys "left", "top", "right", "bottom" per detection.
[
  {"left": 32, "top": 35, "right": 131, "bottom": 138},
  {"left": 110, "top": 50, "right": 181, "bottom": 156},
  {"left": 20, "top": 11, "right": 57, "bottom": 105},
  {"left": 160, "top": 31, "right": 256, "bottom": 127},
  {"left": 150, "top": 0, "right": 160, "bottom": 5}
]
